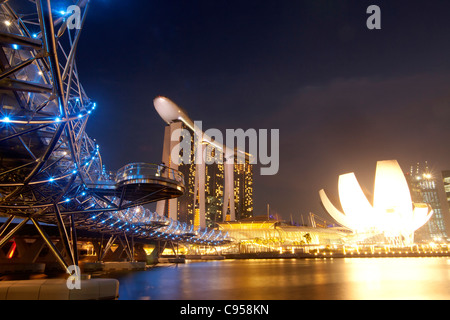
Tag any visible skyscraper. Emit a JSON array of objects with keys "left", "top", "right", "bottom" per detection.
[
  {"left": 233, "top": 162, "right": 253, "bottom": 221},
  {"left": 406, "top": 162, "right": 448, "bottom": 241},
  {"left": 442, "top": 170, "right": 450, "bottom": 206},
  {"left": 154, "top": 97, "right": 253, "bottom": 228},
  {"left": 441, "top": 170, "right": 450, "bottom": 238}
]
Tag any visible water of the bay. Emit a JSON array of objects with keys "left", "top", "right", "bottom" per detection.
[{"left": 104, "top": 257, "right": 450, "bottom": 300}]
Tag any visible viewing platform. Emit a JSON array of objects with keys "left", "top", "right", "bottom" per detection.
[{"left": 86, "top": 163, "right": 185, "bottom": 203}]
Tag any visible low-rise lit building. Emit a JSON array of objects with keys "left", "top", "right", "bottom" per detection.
[{"left": 216, "top": 215, "right": 350, "bottom": 253}]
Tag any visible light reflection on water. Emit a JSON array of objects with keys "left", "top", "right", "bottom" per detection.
[{"left": 105, "top": 258, "right": 450, "bottom": 300}]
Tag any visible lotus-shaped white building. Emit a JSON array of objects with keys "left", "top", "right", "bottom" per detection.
[{"left": 319, "top": 160, "right": 434, "bottom": 245}]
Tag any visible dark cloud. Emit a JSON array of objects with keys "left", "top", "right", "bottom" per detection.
[{"left": 254, "top": 73, "right": 450, "bottom": 220}]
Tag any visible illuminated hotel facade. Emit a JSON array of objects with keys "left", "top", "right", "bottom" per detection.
[
  {"left": 406, "top": 162, "right": 448, "bottom": 241},
  {"left": 153, "top": 97, "right": 253, "bottom": 228}
]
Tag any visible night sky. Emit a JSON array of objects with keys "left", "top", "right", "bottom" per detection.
[{"left": 74, "top": 0, "right": 450, "bottom": 224}]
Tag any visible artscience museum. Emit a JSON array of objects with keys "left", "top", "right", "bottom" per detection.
[{"left": 319, "top": 160, "right": 434, "bottom": 246}]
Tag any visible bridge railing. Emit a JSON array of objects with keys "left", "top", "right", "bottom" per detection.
[
  {"left": 99, "top": 205, "right": 231, "bottom": 244},
  {"left": 115, "top": 163, "right": 184, "bottom": 185}
]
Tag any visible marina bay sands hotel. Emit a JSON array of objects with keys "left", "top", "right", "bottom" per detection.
[{"left": 153, "top": 97, "right": 253, "bottom": 228}]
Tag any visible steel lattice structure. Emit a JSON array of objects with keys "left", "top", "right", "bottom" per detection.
[{"left": 0, "top": 0, "right": 229, "bottom": 272}]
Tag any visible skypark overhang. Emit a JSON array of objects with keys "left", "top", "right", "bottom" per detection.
[{"left": 153, "top": 96, "right": 253, "bottom": 162}]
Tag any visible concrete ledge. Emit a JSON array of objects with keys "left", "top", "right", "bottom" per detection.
[
  {"left": 158, "top": 257, "right": 185, "bottom": 264},
  {"left": 103, "top": 261, "right": 146, "bottom": 271},
  {"left": 0, "top": 263, "right": 46, "bottom": 274},
  {"left": 224, "top": 253, "right": 297, "bottom": 259},
  {"left": 201, "top": 255, "right": 225, "bottom": 260},
  {"left": 185, "top": 255, "right": 225, "bottom": 260},
  {"left": 81, "top": 261, "right": 146, "bottom": 272},
  {"left": 0, "top": 278, "right": 119, "bottom": 300},
  {"left": 81, "top": 262, "right": 105, "bottom": 273}
]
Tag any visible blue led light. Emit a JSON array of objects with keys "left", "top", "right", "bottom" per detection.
[
  {"left": 55, "top": 117, "right": 61, "bottom": 122},
  {"left": 78, "top": 114, "right": 82, "bottom": 118},
  {"left": 49, "top": 177, "right": 54, "bottom": 182},
  {"left": 3, "top": 116, "right": 11, "bottom": 123},
  {"left": 32, "top": 33, "right": 38, "bottom": 38},
  {"left": 12, "top": 44, "right": 18, "bottom": 50}
]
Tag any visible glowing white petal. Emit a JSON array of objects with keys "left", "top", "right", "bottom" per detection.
[
  {"left": 373, "top": 160, "right": 413, "bottom": 222},
  {"left": 338, "top": 173, "right": 375, "bottom": 231},
  {"left": 319, "top": 189, "right": 354, "bottom": 229},
  {"left": 319, "top": 160, "right": 434, "bottom": 245}
]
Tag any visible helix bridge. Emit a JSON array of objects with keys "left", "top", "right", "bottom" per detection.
[{"left": 0, "top": 0, "right": 229, "bottom": 271}]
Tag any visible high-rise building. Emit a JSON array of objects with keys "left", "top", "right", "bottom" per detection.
[
  {"left": 442, "top": 170, "right": 450, "bottom": 205},
  {"left": 203, "top": 144, "right": 253, "bottom": 226},
  {"left": 406, "top": 162, "right": 448, "bottom": 241},
  {"left": 441, "top": 170, "right": 450, "bottom": 238},
  {"left": 234, "top": 162, "right": 254, "bottom": 221},
  {"left": 154, "top": 97, "right": 253, "bottom": 228}
]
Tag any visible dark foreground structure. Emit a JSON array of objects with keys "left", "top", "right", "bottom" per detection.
[{"left": 0, "top": 1, "right": 229, "bottom": 298}]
